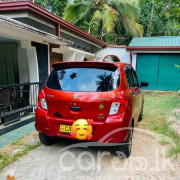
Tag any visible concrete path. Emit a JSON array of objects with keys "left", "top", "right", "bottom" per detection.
[
  {"left": 0, "top": 122, "right": 35, "bottom": 148},
  {"left": 0, "top": 129, "right": 179, "bottom": 180}
]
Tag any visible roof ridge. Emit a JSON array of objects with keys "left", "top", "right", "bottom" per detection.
[{"left": 134, "top": 36, "right": 180, "bottom": 38}]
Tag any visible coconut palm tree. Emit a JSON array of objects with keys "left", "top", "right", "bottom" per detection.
[{"left": 64, "top": 0, "right": 143, "bottom": 39}]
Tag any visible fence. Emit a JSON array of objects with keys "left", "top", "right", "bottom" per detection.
[{"left": 0, "top": 82, "right": 40, "bottom": 125}]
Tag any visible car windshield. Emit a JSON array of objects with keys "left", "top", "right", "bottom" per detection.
[{"left": 46, "top": 66, "right": 120, "bottom": 92}]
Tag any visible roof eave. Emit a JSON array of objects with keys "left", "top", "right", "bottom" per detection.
[
  {"left": 0, "top": 15, "right": 73, "bottom": 46},
  {"left": 126, "top": 46, "right": 180, "bottom": 51},
  {"left": 107, "top": 45, "right": 127, "bottom": 48}
]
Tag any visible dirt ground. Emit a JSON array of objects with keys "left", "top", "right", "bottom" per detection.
[
  {"left": 0, "top": 132, "right": 39, "bottom": 156},
  {"left": 0, "top": 129, "right": 180, "bottom": 180}
]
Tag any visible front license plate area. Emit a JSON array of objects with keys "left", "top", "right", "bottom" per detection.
[{"left": 59, "top": 124, "right": 71, "bottom": 134}]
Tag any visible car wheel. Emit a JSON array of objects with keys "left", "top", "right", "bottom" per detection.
[
  {"left": 116, "top": 124, "right": 133, "bottom": 158},
  {"left": 39, "top": 133, "right": 58, "bottom": 146}
]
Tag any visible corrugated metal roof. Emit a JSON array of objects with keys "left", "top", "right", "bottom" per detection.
[{"left": 129, "top": 36, "right": 180, "bottom": 47}]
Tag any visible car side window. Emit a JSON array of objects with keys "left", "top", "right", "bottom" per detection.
[
  {"left": 125, "top": 69, "right": 135, "bottom": 88},
  {"left": 132, "top": 70, "right": 139, "bottom": 87}
]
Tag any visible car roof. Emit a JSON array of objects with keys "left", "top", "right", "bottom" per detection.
[{"left": 52, "top": 61, "right": 130, "bottom": 68}]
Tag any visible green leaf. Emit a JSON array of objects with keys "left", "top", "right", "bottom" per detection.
[{"left": 103, "top": 4, "right": 119, "bottom": 33}]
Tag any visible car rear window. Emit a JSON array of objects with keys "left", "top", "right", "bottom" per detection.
[{"left": 46, "top": 66, "right": 120, "bottom": 92}]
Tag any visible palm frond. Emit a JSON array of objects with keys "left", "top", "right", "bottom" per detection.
[
  {"left": 135, "top": 22, "right": 144, "bottom": 36},
  {"left": 122, "top": 16, "right": 144, "bottom": 36},
  {"left": 64, "top": 0, "right": 144, "bottom": 40},
  {"left": 88, "top": 10, "right": 102, "bottom": 34},
  {"left": 64, "top": 1, "right": 92, "bottom": 24},
  {"left": 112, "top": 0, "right": 141, "bottom": 20},
  {"left": 103, "top": 4, "right": 119, "bottom": 33},
  {"left": 111, "top": 0, "right": 143, "bottom": 36}
]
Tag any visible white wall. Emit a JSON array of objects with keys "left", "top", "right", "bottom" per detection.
[
  {"left": 74, "top": 53, "right": 85, "bottom": 61},
  {"left": 52, "top": 46, "right": 97, "bottom": 62},
  {"left": 21, "top": 41, "right": 39, "bottom": 83},
  {"left": 52, "top": 46, "right": 130, "bottom": 63},
  {"left": 18, "top": 42, "right": 30, "bottom": 83},
  {"left": 84, "top": 54, "right": 96, "bottom": 61},
  {"left": 132, "top": 53, "right": 137, "bottom": 70},
  {"left": 95, "top": 46, "right": 130, "bottom": 63},
  {"left": 63, "top": 51, "right": 76, "bottom": 62}
]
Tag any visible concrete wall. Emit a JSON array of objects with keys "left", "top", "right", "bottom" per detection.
[
  {"left": 14, "top": 17, "right": 56, "bottom": 36},
  {"left": 18, "top": 42, "right": 30, "bottom": 83},
  {"left": 63, "top": 51, "right": 76, "bottom": 62},
  {"left": 95, "top": 46, "right": 130, "bottom": 63},
  {"left": 32, "top": 42, "right": 48, "bottom": 90},
  {"left": 74, "top": 53, "right": 85, "bottom": 61},
  {"left": 132, "top": 53, "right": 137, "bottom": 70},
  {"left": 61, "top": 31, "right": 102, "bottom": 54},
  {"left": 52, "top": 46, "right": 99, "bottom": 62},
  {"left": 20, "top": 41, "right": 39, "bottom": 84}
]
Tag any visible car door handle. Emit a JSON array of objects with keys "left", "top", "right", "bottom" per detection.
[
  {"left": 130, "top": 90, "right": 135, "bottom": 96},
  {"left": 70, "top": 106, "right": 81, "bottom": 112}
]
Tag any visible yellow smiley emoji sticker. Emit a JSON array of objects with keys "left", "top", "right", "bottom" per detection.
[{"left": 71, "top": 119, "right": 93, "bottom": 140}]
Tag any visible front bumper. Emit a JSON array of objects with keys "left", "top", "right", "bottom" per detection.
[{"left": 35, "top": 106, "right": 129, "bottom": 143}]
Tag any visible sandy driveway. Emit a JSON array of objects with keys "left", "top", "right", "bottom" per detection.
[{"left": 0, "top": 129, "right": 180, "bottom": 180}]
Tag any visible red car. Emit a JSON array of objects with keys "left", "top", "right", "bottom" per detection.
[{"left": 35, "top": 61, "right": 148, "bottom": 157}]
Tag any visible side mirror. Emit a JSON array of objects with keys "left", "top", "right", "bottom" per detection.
[{"left": 140, "top": 82, "right": 148, "bottom": 88}]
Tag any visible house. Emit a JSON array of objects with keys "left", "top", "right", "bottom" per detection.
[
  {"left": 127, "top": 36, "right": 180, "bottom": 91},
  {"left": 95, "top": 45, "right": 130, "bottom": 64},
  {"left": 0, "top": 0, "right": 106, "bottom": 86},
  {"left": 0, "top": 0, "right": 106, "bottom": 130},
  {"left": 1, "top": 1, "right": 179, "bottom": 134}
]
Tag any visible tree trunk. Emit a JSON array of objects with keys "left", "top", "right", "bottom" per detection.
[
  {"left": 167, "top": 0, "right": 171, "bottom": 15},
  {"left": 147, "top": 0, "right": 154, "bottom": 37}
]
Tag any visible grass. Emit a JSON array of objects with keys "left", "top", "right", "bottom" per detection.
[
  {"left": 0, "top": 132, "right": 41, "bottom": 171},
  {"left": 175, "top": 112, "right": 180, "bottom": 120},
  {"left": 0, "top": 143, "right": 41, "bottom": 171},
  {"left": 138, "top": 91, "right": 180, "bottom": 158}
]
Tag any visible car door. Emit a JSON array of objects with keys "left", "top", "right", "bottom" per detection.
[
  {"left": 132, "top": 70, "right": 142, "bottom": 119},
  {"left": 125, "top": 67, "right": 139, "bottom": 123}
]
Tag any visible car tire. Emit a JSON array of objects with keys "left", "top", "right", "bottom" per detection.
[
  {"left": 116, "top": 124, "right": 133, "bottom": 158},
  {"left": 39, "top": 133, "right": 58, "bottom": 146}
]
